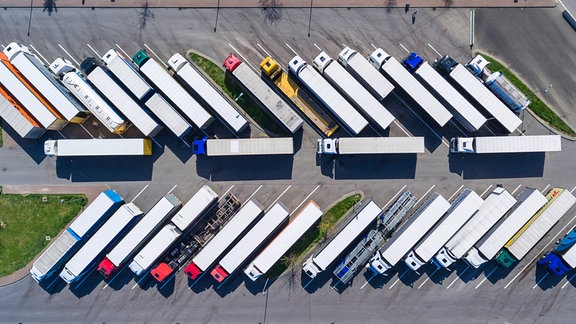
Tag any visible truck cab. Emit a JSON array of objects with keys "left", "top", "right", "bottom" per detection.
[
  {"left": 260, "top": 57, "right": 282, "bottom": 80},
  {"left": 367, "top": 252, "right": 392, "bottom": 275},
  {"left": 434, "top": 247, "right": 457, "bottom": 268},
  {"left": 538, "top": 253, "right": 570, "bottom": 276},
  {"left": 312, "top": 51, "right": 332, "bottom": 74},
  {"left": 317, "top": 138, "right": 338, "bottom": 155},
  {"left": 44, "top": 140, "right": 57, "bottom": 156},
  {"left": 192, "top": 137, "right": 208, "bottom": 155},
  {"left": 404, "top": 250, "right": 427, "bottom": 271},
  {"left": 302, "top": 256, "right": 322, "bottom": 278},
  {"left": 368, "top": 48, "right": 390, "bottom": 70},
  {"left": 402, "top": 53, "right": 424, "bottom": 74},
  {"left": 450, "top": 137, "right": 475, "bottom": 153}
]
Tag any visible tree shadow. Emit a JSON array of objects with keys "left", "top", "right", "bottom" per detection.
[{"left": 43, "top": 0, "right": 57, "bottom": 15}]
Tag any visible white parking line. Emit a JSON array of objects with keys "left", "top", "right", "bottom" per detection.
[
  {"left": 415, "top": 185, "right": 435, "bottom": 206},
  {"left": 480, "top": 185, "right": 493, "bottom": 198},
  {"left": 572, "top": 186, "right": 576, "bottom": 194},
  {"left": 167, "top": 185, "right": 178, "bottom": 195},
  {"left": 511, "top": 184, "right": 522, "bottom": 195},
  {"left": 382, "top": 186, "right": 408, "bottom": 211},
  {"left": 268, "top": 185, "right": 292, "bottom": 210},
  {"left": 246, "top": 185, "right": 263, "bottom": 202},
  {"left": 58, "top": 44, "right": 80, "bottom": 66},
  {"left": 388, "top": 270, "right": 409, "bottom": 289},
  {"left": 427, "top": 43, "right": 442, "bottom": 57},
  {"left": 392, "top": 120, "right": 412, "bottom": 137},
  {"left": 227, "top": 43, "right": 256, "bottom": 71},
  {"left": 446, "top": 265, "right": 469, "bottom": 289},
  {"left": 285, "top": 43, "right": 298, "bottom": 56},
  {"left": 131, "top": 185, "right": 149, "bottom": 203},
  {"left": 256, "top": 43, "right": 272, "bottom": 58},
  {"left": 28, "top": 44, "right": 50, "bottom": 66},
  {"left": 86, "top": 43, "right": 101, "bottom": 59},
  {"left": 292, "top": 185, "right": 321, "bottom": 214},
  {"left": 79, "top": 124, "right": 94, "bottom": 138},
  {"left": 313, "top": 43, "right": 322, "bottom": 51},
  {"left": 448, "top": 185, "right": 464, "bottom": 201},
  {"left": 57, "top": 131, "right": 67, "bottom": 139},
  {"left": 218, "top": 185, "right": 235, "bottom": 202},
  {"left": 143, "top": 44, "right": 166, "bottom": 68},
  {"left": 360, "top": 272, "right": 377, "bottom": 289},
  {"left": 532, "top": 273, "right": 549, "bottom": 289},
  {"left": 542, "top": 184, "right": 550, "bottom": 193},
  {"left": 417, "top": 269, "right": 437, "bottom": 289},
  {"left": 398, "top": 43, "right": 410, "bottom": 54},
  {"left": 115, "top": 44, "right": 131, "bottom": 61},
  {"left": 561, "top": 272, "right": 576, "bottom": 289},
  {"left": 474, "top": 267, "right": 497, "bottom": 289},
  {"left": 151, "top": 137, "right": 161, "bottom": 148}
]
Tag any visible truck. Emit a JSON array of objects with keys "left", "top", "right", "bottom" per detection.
[
  {"left": 101, "top": 49, "right": 193, "bottom": 139},
  {"left": 303, "top": 200, "right": 381, "bottom": 278},
  {"left": 404, "top": 189, "right": 483, "bottom": 272},
  {"left": 0, "top": 53, "right": 66, "bottom": 130},
  {"left": 437, "top": 55, "right": 522, "bottom": 133},
  {"left": 450, "top": 135, "right": 562, "bottom": 154},
  {"left": 3, "top": 42, "right": 90, "bottom": 124},
  {"left": 97, "top": 195, "right": 182, "bottom": 279},
  {"left": 317, "top": 137, "right": 425, "bottom": 155},
  {"left": 368, "top": 48, "right": 452, "bottom": 127},
  {"left": 193, "top": 137, "right": 293, "bottom": 156},
  {"left": 0, "top": 88, "right": 45, "bottom": 139},
  {"left": 434, "top": 186, "right": 517, "bottom": 268},
  {"left": 30, "top": 190, "right": 123, "bottom": 282},
  {"left": 312, "top": 51, "right": 395, "bottom": 131},
  {"left": 402, "top": 53, "right": 487, "bottom": 132},
  {"left": 184, "top": 199, "right": 264, "bottom": 280},
  {"left": 495, "top": 188, "right": 576, "bottom": 268},
  {"left": 80, "top": 58, "right": 163, "bottom": 137},
  {"left": 368, "top": 193, "right": 451, "bottom": 275},
  {"left": 539, "top": 228, "right": 576, "bottom": 276},
  {"left": 59, "top": 203, "right": 143, "bottom": 284},
  {"left": 466, "top": 54, "right": 531, "bottom": 113},
  {"left": 464, "top": 188, "right": 547, "bottom": 268},
  {"left": 128, "top": 186, "right": 218, "bottom": 276},
  {"left": 211, "top": 202, "right": 290, "bottom": 283},
  {"left": 260, "top": 56, "right": 339, "bottom": 137},
  {"left": 44, "top": 138, "right": 152, "bottom": 157},
  {"left": 245, "top": 201, "right": 323, "bottom": 281},
  {"left": 49, "top": 58, "right": 128, "bottom": 134},
  {"left": 133, "top": 50, "right": 214, "bottom": 130},
  {"left": 288, "top": 55, "right": 368, "bottom": 135},
  {"left": 168, "top": 53, "right": 248, "bottom": 134}
]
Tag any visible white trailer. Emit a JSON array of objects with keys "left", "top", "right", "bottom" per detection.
[
  {"left": 133, "top": 50, "right": 214, "bottom": 129},
  {"left": 369, "top": 48, "right": 452, "bottom": 127},
  {"left": 193, "top": 137, "right": 293, "bottom": 156},
  {"left": 245, "top": 201, "right": 323, "bottom": 281},
  {"left": 3, "top": 42, "right": 89, "bottom": 123},
  {"left": 184, "top": 200, "right": 264, "bottom": 280},
  {"left": 313, "top": 51, "right": 394, "bottom": 131},
  {"left": 464, "top": 188, "right": 547, "bottom": 268},
  {"left": 438, "top": 56, "right": 521, "bottom": 133},
  {"left": 303, "top": 201, "right": 381, "bottom": 278},
  {"left": 80, "top": 58, "right": 162, "bottom": 137},
  {"left": 338, "top": 46, "right": 394, "bottom": 101},
  {"left": 450, "top": 135, "right": 562, "bottom": 154},
  {"left": 143, "top": 93, "right": 194, "bottom": 139},
  {"left": 368, "top": 193, "right": 451, "bottom": 274},
  {"left": 434, "top": 186, "right": 516, "bottom": 268},
  {"left": 168, "top": 53, "right": 248, "bottom": 133},
  {"left": 288, "top": 56, "right": 368, "bottom": 135},
  {"left": 97, "top": 195, "right": 182, "bottom": 278},
  {"left": 0, "top": 93, "right": 45, "bottom": 139},
  {"left": 50, "top": 58, "right": 128, "bottom": 134},
  {"left": 171, "top": 185, "right": 218, "bottom": 232},
  {"left": 44, "top": 138, "right": 152, "bottom": 157},
  {"left": 59, "top": 203, "right": 142, "bottom": 284},
  {"left": 30, "top": 190, "right": 124, "bottom": 282},
  {"left": 317, "top": 137, "right": 425, "bottom": 155},
  {"left": 404, "top": 189, "right": 483, "bottom": 271}
]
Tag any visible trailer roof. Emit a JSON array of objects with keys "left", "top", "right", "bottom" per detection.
[
  {"left": 474, "top": 135, "right": 562, "bottom": 153},
  {"left": 337, "top": 137, "right": 425, "bottom": 154},
  {"left": 562, "top": 242, "right": 576, "bottom": 268},
  {"left": 338, "top": 47, "right": 394, "bottom": 101},
  {"left": 144, "top": 93, "right": 193, "bottom": 138},
  {"left": 47, "top": 138, "right": 151, "bottom": 156},
  {"left": 206, "top": 138, "right": 294, "bottom": 156},
  {"left": 171, "top": 186, "right": 218, "bottom": 232},
  {"left": 30, "top": 231, "right": 78, "bottom": 280},
  {"left": 129, "top": 224, "right": 181, "bottom": 275},
  {"left": 0, "top": 94, "right": 44, "bottom": 139},
  {"left": 69, "top": 190, "right": 124, "bottom": 238},
  {"left": 102, "top": 49, "right": 152, "bottom": 100}
]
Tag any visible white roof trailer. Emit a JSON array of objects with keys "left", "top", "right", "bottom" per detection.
[
  {"left": 317, "top": 137, "right": 425, "bottom": 155},
  {"left": 404, "top": 189, "right": 483, "bottom": 271},
  {"left": 144, "top": 93, "right": 194, "bottom": 139},
  {"left": 168, "top": 53, "right": 248, "bottom": 133},
  {"left": 451, "top": 135, "right": 562, "bottom": 154},
  {"left": 303, "top": 201, "right": 381, "bottom": 278},
  {"left": 369, "top": 48, "right": 452, "bottom": 127},
  {"left": 245, "top": 201, "right": 323, "bottom": 281},
  {"left": 43, "top": 138, "right": 152, "bottom": 157},
  {"left": 59, "top": 203, "right": 142, "bottom": 284},
  {"left": 289, "top": 56, "right": 368, "bottom": 135},
  {"left": 171, "top": 185, "right": 218, "bottom": 232},
  {"left": 0, "top": 94, "right": 45, "bottom": 139},
  {"left": 435, "top": 186, "right": 516, "bottom": 268},
  {"left": 194, "top": 137, "right": 294, "bottom": 156},
  {"left": 464, "top": 188, "right": 547, "bottom": 268},
  {"left": 312, "top": 51, "right": 394, "bottom": 131}
]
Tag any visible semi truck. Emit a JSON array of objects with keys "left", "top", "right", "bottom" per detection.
[
  {"left": 437, "top": 55, "right": 522, "bottom": 133},
  {"left": 495, "top": 188, "right": 576, "bottom": 268},
  {"left": 211, "top": 203, "right": 290, "bottom": 283},
  {"left": 44, "top": 138, "right": 152, "bottom": 157},
  {"left": 128, "top": 186, "right": 218, "bottom": 276},
  {"left": 260, "top": 56, "right": 339, "bottom": 137},
  {"left": 133, "top": 50, "right": 214, "bottom": 129},
  {"left": 0, "top": 53, "right": 66, "bottom": 130},
  {"left": 102, "top": 49, "right": 193, "bottom": 139},
  {"left": 80, "top": 57, "right": 163, "bottom": 137},
  {"left": 59, "top": 203, "right": 143, "bottom": 284},
  {"left": 30, "top": 190, "right": 123, "bottom": 282},
  {"left": 224, "top": 54, "right": 303, "bottom": 134},
  {"left": 168, "top": 53, "right": 248, "bottom": 134},
  {"left": 368, "top": 193, "right": 451, "bottom": 275},
  {"left": 288, "top": 56, "right": 368, "bottom": 135},
  {"left": 434, "top": 186, "right": 516, "bottom": 268},
  {"left": 403, "top": 53, "right": 487, "bottom": 132},
  {"left": 404, "top": 189, "right": 483, "bottom": 272},
  {"left": 49, "top": 58, "right": 128, "bottom": 134},
  {"left": 193, "top": 137, "right": 293, "bottom": 156},
  {"left": 312, "top": 51, "right": 395, "bottom": 131},
  {"left": 368, "top": 48, "right": 452, "bottom": 127},
  {"left": 97, "top": 195, "right": 182, "bottom": 279},
  {"left": 450, "top": 135, "right": 562, "bottom": 154},
  {"left": 539, "top": 228, "right": 576, "bottom": 276},
  {"left": 245, "top": 201, "right": 323, "bottom": 281},
  {"left": 0, "top": 88, "right": 45, "bottom": 139},
  {"left": 317, "top": 137, "right": 425, "bottom": 155},
  {"left": 464, "top": 188, "right": 547, "bottom": 268},
  {"left": 3, "top": 42, "right": 90, "bottom": 124},
  {"left": 303, "top": 201, "right": 381, "bottom": 278},
  {"left": 184, "top": 199, "right": 264, "bottom": 280}
]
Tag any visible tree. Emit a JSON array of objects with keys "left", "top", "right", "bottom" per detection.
[{"left": 259, "top": 0, "right": 283, "bottom": 26}]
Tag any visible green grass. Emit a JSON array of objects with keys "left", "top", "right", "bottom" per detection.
[
  {"left": 0, "top": 193, "right": 87, "bottom": 277},
  {"left": 266, "top": 193, "right": 362, "bottom": 278},
  {"left": 188, "top": 52, "right": 284, "bottom": 135},
  {"left": 478, "top": 53, "right": 575, "bottom": 136}
]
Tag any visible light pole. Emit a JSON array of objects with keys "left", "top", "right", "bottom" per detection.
[{"left": 307, "top": 0, "right": 313, "bottom": 37}]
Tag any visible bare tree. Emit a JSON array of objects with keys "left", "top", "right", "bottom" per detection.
[
  {"left": 138, "top": 1, "right": 155, "bottom": 31},
  {"left": 385, "top": 0, "right": 396, "bottom": 14},
  {"left": 259, "top": 0, "right": 283, "bottom": 26}
]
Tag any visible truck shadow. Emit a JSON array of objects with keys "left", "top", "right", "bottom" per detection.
[
  {"left": 38, "top": 274, "right": 67, "bottom": 295},
  {"left": 69, "top": 270, "right": 104, "bottom": 298},
  {"left": 448, "top": 152, "right": 545, "bottom": 179},
  {"left": 484, "top": 262, "right": 517, "bottom": 285},
  {"left": 105, "top": 268, "right": 136, "bottom": 290},
  {"left": 301, "top": 269, "right": 333, "bottom": 294},
  {"left": 365, "top": 268, "right": 398, "bottom": 289},
  {"left": 534, "top": 264, "right": 564, "bottom": 290},
  {"left": 1, "top": 123, "right": 47, "bottom": 164},
  {"left": 157, "top": 130, "right": 194, "bottom": 163},
  {"left": 195, "top": 155, "right": 294, "bottom": 181},
  {"left": 55, "top": 153, "right": 158, "bottom": 182},
  {"left": 332, "top": 154, "right": 417, "bottom": 179}
]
